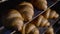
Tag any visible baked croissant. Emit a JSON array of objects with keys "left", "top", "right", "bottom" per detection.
[
  {"left": 31, "top": 15, "right": 50, "bottom": 27},
  {"left": 42, "top": 9, "right": 59, "bottom": 19},
  {"left": 29, "top": 0, "right": 47, "bottom": 10},
  {"left": 45, "top": 27, "right": 54, "bottom": 34},
  {"left": 3, "top": 9, "right": 24, "bottom": 32},
  {"left": 22, "top": 23, "right": 39, "bottom": 34},
  {"left": 18, "top": 2, "right": 34, "bottom": 22}
]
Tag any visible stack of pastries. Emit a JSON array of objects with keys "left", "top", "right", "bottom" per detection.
[{"left": 2, "top": 0, "right": 59, "bottom": 34}]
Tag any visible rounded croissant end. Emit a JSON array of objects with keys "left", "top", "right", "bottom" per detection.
[
  {"left": 45, "top": 27, "right": 54, "bottom": 34},
  {"left": 19, "top": 2, "right": 33, "bottom": 9},
  {"left": 18, "top": 2, "right": 34, "bottom": 22},
  {"left": 25, "top": 23, "right": 36, "bottom": 34},
  {"left": 3, "top": 9, "right": 24, "bottom": 32},
  {"left": 29, "top": 0, "right": 48, "bottom": 10},
  {"left": 29, "top": 28, "right": 39, "bottom": 34},
  {"left": 7, "top": 9, "right": 24, "bottom": 21},
  {"left": 45, "top": 22, "right": 50, "bottom": 27},
  {"left": 40, "top": 18, "right": 48, "bottom": 27},
  {"left": 33, "top": 28, "right": 39, "bottom": 34},
  {"left": 8, "top": 17, "right": 23, "bottom": 32},
  {"left": 54, "top": 13, "right": 59, "bottom": 19},
  {"left": 49, "top": 10, "right": 56, "bottom": 19}
]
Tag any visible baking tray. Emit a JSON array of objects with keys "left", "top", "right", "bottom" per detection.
[{"left": 0, "top": 0, "right": 59, "bottom": 34}]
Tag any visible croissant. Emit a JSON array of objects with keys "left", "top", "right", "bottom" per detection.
[
  {"left": 42, "top": 9, "right": 59, "bottom": 19},
  {"left": 21, "top": 15, "right": 50, "bottom": 34},
  {"left": 22, "top": 23, "right": 39, "bottom": 34},
  {"left": 45, "top": 27, "right": 54, "bottom": 34},
  {"left": 3, "top": 2, "right": 34, "bottom": 33},
  {"left": 18, "top": 2, "right": 34, "bottom": 22},
  {"left": 3, "top": 9, "right": 24, "bottom": 32},
  {"left": 29, "top": 27, "right": 39, "bottom": 34},
  {"left": 31, "top": 15, "right": 50, "bottom": 27},
  {"left": 29, "top": 0, "right": 47, "bottom": 10},
  {"left": 5, "top": 9, "right": 24, "bottom": 20}
]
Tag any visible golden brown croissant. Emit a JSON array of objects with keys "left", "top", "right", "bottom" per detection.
[
  {"left": 3, "top": 9, "right": 24, "bottom": 32},
  {"left": 3, "top": 9, "right": 37, "bottom": 34},
  {"left": 3, "top": 2, "right": 34, "bottom": 33},
  {"left": 29, "top": 27, "right": 39, "bottom": 34},
  {"left": 22, "top": 23, "right": 39, "bottom": 34},
  {"left": 18, "top": 2, "right": 34, "bottom": 22},
  {"left": 29, "top": 0, "right": 47, "bottom": 10},
  {"left": 45, "top": 26, "right": 54, "bottom": 34},
  {"left": 42, "top": 9, "right": 59, "bottom": 19},
  {"left": 31, "top": 15, "right": 50, "bottom": 27},
  {"left": 21, "top": 15, "right": 50, "bottom": 34},
  {"left": 6, "top": 9, "right": 24, "bottom": 20}
]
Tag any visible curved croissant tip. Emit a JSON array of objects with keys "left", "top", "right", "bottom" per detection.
[
  {"left": 54, "top": 13, "right": 59, "bottom": 19},
  {"left": 45, "top": 22, "right": 50, "bottom": 27},
  {"left": 19, "top": 2, "right": 33, "bottom": 8}
]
